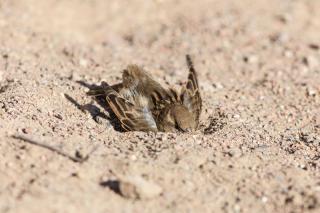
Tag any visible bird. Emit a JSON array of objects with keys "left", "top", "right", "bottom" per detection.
[{"left": 87, "top": 55, "right": 202, "bottom": 132}]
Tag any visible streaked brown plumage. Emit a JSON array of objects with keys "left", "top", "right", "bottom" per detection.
[{"left": 87, "top": 55, "right": 202, "bottom": 132}]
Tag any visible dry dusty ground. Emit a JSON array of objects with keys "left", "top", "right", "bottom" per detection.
[{"left": 0, "top": 0, "right": 320, "bottom": 212}]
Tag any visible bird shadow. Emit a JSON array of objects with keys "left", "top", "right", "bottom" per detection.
[
  {"left": 64, "top": 93, "right": 108, "bottom": 122},
  {"left": 71, "top": 80, "right": 124, "bottom": 132},
  {"left": 99, "top": 180, "right": 121, "bottom": 195}
]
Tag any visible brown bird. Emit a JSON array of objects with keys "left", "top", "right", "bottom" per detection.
[{"left": 87, "top": 55, "right": 202, "bottom": 132}]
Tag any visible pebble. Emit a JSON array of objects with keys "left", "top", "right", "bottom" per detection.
[
  {"left": 277, "top": 13, "right": 292, "bottom": 24},
  {"left": 228, "top": 147, "right": 242, "bottom": 158},
  {"left": 284, "top": 50, "right": 293, "bottom": 58},
  {"left": 307, "top": 87, "right": 317, "bottom": 97},
  {"left": 22, "top": 127, "right": 31, "bottom": 134},
  {"left": 270, "top": 33, "right": 289, "bottom": 43},
  {"left": 243, "top": 55, "right": 259, "bottom": 64},
  {"left": 309, "top": 44, "right": 319, "bottom": 50},
  {"left": 79, "top": 58, "right": 88, "bottom": 68},
  {"left": 233, "top": 114, "right": 240, "bottom": 119},
  {"left": 212, "top": 82, "right": 224, "bottom": 90},
  {"left": 261, "top": 196, "right": 268, "bottom": 203},
  {"left": 303, "top": 55, "right": 319, "bottom": 69},
  {"left": 118, "top": 175, "right": 162, "bottom": 199},
  {"left": 233, "top": 204, "right": 241, "bottom": 212},
  {"left": 130, "top": 155, "right": 137, "bottom": 161}
]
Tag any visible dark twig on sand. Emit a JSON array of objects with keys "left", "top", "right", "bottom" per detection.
[{"left": 11, "top": 134, "right": 98, "bottom": 163}]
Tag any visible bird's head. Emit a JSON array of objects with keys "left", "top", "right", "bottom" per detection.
[{"left": 159, "top": 104, "right": 197, "bottom": 132}]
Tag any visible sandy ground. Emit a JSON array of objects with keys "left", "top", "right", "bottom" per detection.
[{"left": 0, "top": 0, "right": 320, "bottom": 212}]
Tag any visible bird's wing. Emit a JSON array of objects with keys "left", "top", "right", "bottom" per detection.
[
  {"left": 86, "top": 82, "right": 123, "bottom": 96},
  {"left": 104, "top": 85, "right": 158, "bottom": 132},
  {"left": 181, "top": 55, "right": 202, "bottom": 126},
  {"left": 122, "top": 65, "right": 175, "bottom": 109}
]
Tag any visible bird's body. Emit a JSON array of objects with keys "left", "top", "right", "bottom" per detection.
[{"left": 87, "top": 55, "right": 202, "bottom": 132}]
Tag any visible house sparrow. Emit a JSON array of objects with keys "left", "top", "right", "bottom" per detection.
[{"left": 87, "top": 55, "right": 202, "bottom": 132}]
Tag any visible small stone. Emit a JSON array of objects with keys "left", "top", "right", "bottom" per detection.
[
  {"left": 79, "top": 59, "right": 88, "bottom": 67},
  {"left": 284, "top": 50, "right": 293, "bottom": 58},
  {"left": 300, "top": 164, "right": 307, "bottom": 170},
  {"left": 303, "top": 55, "right": 319, "bottom": 69},
  {"left": 234, "top": 204, "right": 241, "bottom": 212},
  {"left": 2, "top": 54, "right": 8, "bottom": 59},
  {"left": 277, "top": 13, "right": 292, "bottom": 24},
  {"left": 22, "top": 127, "right": 31, "bottom": 134},
  {"left": 309, "top": 44, "right": 319, "bottom": 50},
  {"left": 243, "top": 55, "right": 259, "bottom": 64},
  {"left": 212, "top": 82, "right": 224, "bottom": 89},
  {"left": 233, "top": 114, "right": 240, "bottom": 119},
  {"left": 270, "top": 33, "right": 289, "bottom": 43},
  {"left": 261, "top": 196, "right": 268, "bottom": 203},
  {"left": 118, "top": 175, "right": 162, "bottom": 199},
  {"left": 307, "top": 87, "right": 317, "bottom": 97},
  {"left": 130, "top": 155, "right": 137, "bottom": 161},
  {"left": 229, "top": 147, "right": 242, "bottom": 158}
]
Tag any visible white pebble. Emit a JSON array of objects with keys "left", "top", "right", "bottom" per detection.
[{"left": 118, "top": 175, "right": 162, "bottom": 199}]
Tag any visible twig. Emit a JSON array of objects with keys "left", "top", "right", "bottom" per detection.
[{"left": 11, "top": 134, "right": 98, "bottom": 163}]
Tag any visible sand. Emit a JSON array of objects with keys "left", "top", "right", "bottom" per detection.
[{"left": 0, "top": 0, "right": 320, "bottom": 212}]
